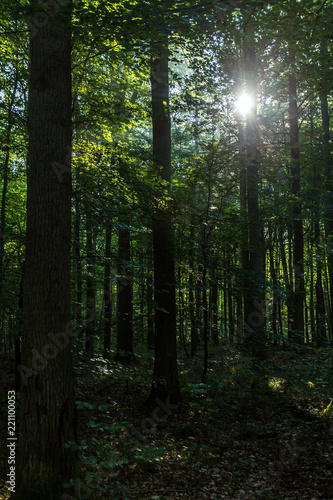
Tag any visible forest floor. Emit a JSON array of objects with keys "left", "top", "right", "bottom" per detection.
[{"left": 0, "top": 344, "right": 333, "bottom": 500}]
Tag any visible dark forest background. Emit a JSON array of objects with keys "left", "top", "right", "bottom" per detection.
[{"left": 0, "top": 1, "right": 333, "bottom": 499}]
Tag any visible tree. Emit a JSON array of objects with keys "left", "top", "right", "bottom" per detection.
[
  {"left": 103, "top": 221, "right": 112, "bottom": 358},
  {"left": 116, "top": 224, "right": 135, "bottom": 362},
  {"left": 243, "top": 42, "right": 266, "bottom": 353},
  {"left": 85, "top": 211, "right": 96, "bottom": 353},
  {"left": 15, "top": 1, "right": 78, "bottom": 497},
  {"left": 148, "top": 37, "right": 180, "bottom": 404},
  {"left": 288, "top": 46, "right": 304, "bottom": 344},
  {"left": 319, "top": 23, "right": 333, "bottom": 337}
]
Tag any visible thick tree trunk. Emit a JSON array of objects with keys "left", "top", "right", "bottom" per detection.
[
  {"left": 15, "top": 1, "right": 78, "bottom": 497},
  {"left": 288, "top": 52, "right": 304, "bottom": 344},
  {"left": 116, "top": 226, "right": 135, "bottom": 362},
  {"left": 238, "top": 118, "right": 250, "bottom": 342},
  {"left": 244, "top": 46, "right": 265, "bottom": 353},
  {"left": 148, "top": 38, "right": 180, "bottom": 403},
  {"left": 103, "top": 223, "right": 112, "bottom": 358}
]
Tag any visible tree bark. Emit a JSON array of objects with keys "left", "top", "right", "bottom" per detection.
[
  {"left": 227, "top": 246, "right": 234, "bottom": 345},
  {"left": 288, "top": 50, "right": 304, "bottom": 344},
  {"left": 148, "top": 38, "right": 180, "bottom": 403},
  {"left": 268, "top": 221, "right": 278, "bottom": 344},
  {"left": 116, "top": 225, "right": 135, "bottom": 362},
  {"left": 244, "top": 46, "right": 265, "bottom": 353},
  {"left": 320, "top": 32, "right": 333, "bottom": 336},
  {"left": 15, "top": 1, "right": 78, "bottom": 497},
  {"left": 238, "top": 115, "right": 250, "bottom": 342},
  {"left": 146, "top": 243, "right": 154, "bottom": 349},
  {"left": 85, "top": 213, "right": 96, "bottom": 353},
  {"left": 189, "top": 224, "right": 198, "bottom": 355},
  {"left": 73, "top": 178, "right": 83, "bottom": 329},
  {"left": 103, "top": 222, "right": 112, "bottom": 358},
  {"left": 211, "top": 267, "right": 219, "bottom": 345}
]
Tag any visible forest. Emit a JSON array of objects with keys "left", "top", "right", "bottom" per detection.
[{"left": 0, "top": 0, "right": 333, "bottom": 498}]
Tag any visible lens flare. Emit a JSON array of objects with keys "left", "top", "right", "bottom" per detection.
[{"left": 235, "top": 94, "right": 253, "bottom": 115}]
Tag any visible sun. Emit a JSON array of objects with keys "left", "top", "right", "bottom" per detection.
[{"left": 235, "top": 93, "right": 253, "bottom": 116}]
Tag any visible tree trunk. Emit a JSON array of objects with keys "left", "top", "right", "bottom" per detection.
[
  {"left": 73, "top": 179, "right": 83, "bottom": 329},
  {"left": 85, "top": 213, "right": 96, "bottom": 354},
  {"left": 148, "top": 38, "right": 180, "bottom": 403},
  {"left": 238, "top": 116, "right": 250, "bottom": 342},
  {"left": 268, "top": 221, "right": 278, "bottom": 345},
  {"left": 280, "top": 226, "right": 290, "bottom": 340},
  {"left": 288, "top": 51, "right": 304, "bottom": 344},
  {"left": 227, "top": 246, "right": 234, "bottom": 345},
  {"left": 196, "top": 265, "right": 203, "bottom": 342},
  {"left": 211, "top": 268, "right": 219, "bottom": 345},
  {"left": 189, "top": 224, "right": 198, "bottom": 355},
  {"left": 146, "top": 244, "right": 154, "bottom": 349},
  {"left": 139, "top": 252, "right": 145, "bottom": 340},
  {"left": 116, "top": 226, "right": 135, "bottom": 362},
  {"left": 315, "top": 208, "right": 326, "bottom": 345},
  {"left": 309, "top": 232, "right": 315, "bottom": 340},
  {"left": 244, "top": 46, "right": 265, "bottom": 353},
  {"left": 103, "top": 223, "right": 112, "bottom": 358},
  {"left": 320, "top": 40, "right": 333, "bottom": 336},
  {"left": 15, "top": 1, "right": 78, "bottom": 497},
  {"left": 201, "top": 260, "right": 208, "bottom": 383},
  {"left": 177, "top": 256, "right": 185, "bottom": 350}
]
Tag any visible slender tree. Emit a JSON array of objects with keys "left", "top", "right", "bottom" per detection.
[
  {"left": 85, "top": 212, "right": 96, "bottom": 353},
  {"left": 146, "top": 243, "right": 155, "bottom": 349},
  {"left": 189, "top": 223, "right": 199, "bottom": 354},
  {"left": 73, "top": 177, "right": 83, "bottom": 327},
  {"left": 116, "top": 225, "right": 135, "bottom": 362},
  {"left": 103, "top": 222, "right": 112, "bottom": 358},
  {"left": 0, "top": 70, "right": 18, "bottom": 297}
]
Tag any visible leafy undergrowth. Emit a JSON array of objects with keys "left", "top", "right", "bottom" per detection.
[
  {"left": 71, "top": 345, "right": 333, "bottom": 499},
  {"left": 1, "top": 345, "right": 333, "bottom": 499}
]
